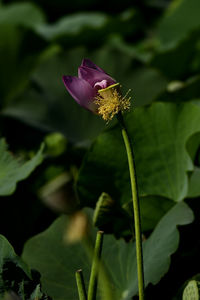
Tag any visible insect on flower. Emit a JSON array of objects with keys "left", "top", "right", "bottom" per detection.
[{"left": 62, "top": 59, "right": 131, "bottom": 121}]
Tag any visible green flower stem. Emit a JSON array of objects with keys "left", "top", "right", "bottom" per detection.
[
  {"left": 84, "top": 237, "right": 113, "bottom": 300},
  {"left": 88, "top": 231, "right": 104, "bottom": 300},
  {"left": 75, "top": 269, "right": 87, "bottom": 300},
  {"left": 117, "top": 112, "right": 145, "bottom": 300}
]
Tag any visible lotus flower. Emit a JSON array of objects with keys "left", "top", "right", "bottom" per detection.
[
  {"left": 63, "top": 59, "right": 131, "bottom": 121},
  {"left": 62, "top": 59, "right": 116, "bottom": 112}
]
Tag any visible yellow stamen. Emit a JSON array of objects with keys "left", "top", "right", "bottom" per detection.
[{"left": 94, "top": 83, "right": 131, "bottom": 122}]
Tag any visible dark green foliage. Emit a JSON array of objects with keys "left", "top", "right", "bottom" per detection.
[
  {"left": 0, "top": 235, "right": 50, "bottom": 299},
  {"left": 22, "top": 203, "right": 193, "bottom": 300},
  {"left": 1, "top": 0, "right": 200, "bottom": 299}
]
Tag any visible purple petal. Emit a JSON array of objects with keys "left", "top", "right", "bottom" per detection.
[
  {"left": 78, "top": 66, "right": 116, "bottom": 88},
  {"left": 81, "top": 58, "right": 106, "bottom": 73},
  {"left": 62, "top": 76, "right": 96, "bottom": 111}
]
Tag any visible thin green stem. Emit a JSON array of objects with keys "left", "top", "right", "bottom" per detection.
[
  {"left": 84, "top": 236, "right": 113, "bottom": 300},
  {"left": 75, "top": 269, "right": 87, "bottom": 300},
  {"left": 117, "top": 112, "right": 145, "bottom": 300},
  {"left": 88, "top": 231, "right": 104, "bottom": 300}
]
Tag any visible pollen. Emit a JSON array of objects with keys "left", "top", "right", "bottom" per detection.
[{"left": 94, "top": 83, "right": 131, "bottom": 121}]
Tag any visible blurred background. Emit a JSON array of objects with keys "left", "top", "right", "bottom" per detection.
[
  {"left": 1, "top": 0, "right": 200, "bottom": 298},
  {"left": 1, "top": 0, "right": 200, "bottom": 250}
]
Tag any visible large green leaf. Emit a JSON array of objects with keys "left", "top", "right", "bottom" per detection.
[
  {"left": 157, "top": 0, "right": 200, "bottom": 49},
  {"left": 77, "top": 102, "right": 200, "bottom": 207},
  {"left": 102, "top": 202, "right": 194, "bottom": 299},
  {"left": 0, "top": 139, "right": 44, "bottom": 196},
  {"left": 22, "top": 203, "right": 193, "bottom": 300},
  {"left": 22, "top": 215, "right": 91, "bottom": 300}
]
